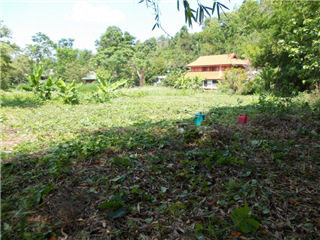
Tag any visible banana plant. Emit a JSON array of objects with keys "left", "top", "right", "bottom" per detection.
[
  {"left": 40, "top": 76, "right": 54, "bottom": 100},
  {"left": 91, "top": 75, "right": 127, "bottom": 102},
  {"left": 25, "top": 65, "right": 54, "bottom": 100},
  {"left": 55, "top": 79, "right": 79, "bottom": 104},
  {"left": 25, "top": 64, "right": 43, "bottom": 95},
  {"left": 190, "top": 74, "right": 204, "bottom": 90},
  {"left": 174, "top": 76, "right": 186, "bottom": 89}
]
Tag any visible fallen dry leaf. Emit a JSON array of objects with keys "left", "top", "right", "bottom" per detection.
[{"left": 231, "top": 231, "right": 241, "bottom": 237}]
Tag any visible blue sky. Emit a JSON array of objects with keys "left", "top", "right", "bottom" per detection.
[{"left": 2, "top": 0, "right": 240, "bottom": 52}]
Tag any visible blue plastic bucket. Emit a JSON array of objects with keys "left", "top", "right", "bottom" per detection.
[{"left": 194, "top": 113, "right": 205, "bottom": 126}]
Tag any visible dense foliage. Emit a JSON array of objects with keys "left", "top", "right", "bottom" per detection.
[{"left": 1, "top": 0, "right": 319, "bottom": 93}]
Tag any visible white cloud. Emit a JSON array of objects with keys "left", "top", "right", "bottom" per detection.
[{"left": 65, "top": 0, "right": 126, "bottom": 23}]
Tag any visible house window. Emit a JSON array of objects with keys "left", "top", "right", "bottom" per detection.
[
  {"left": 203, "top": 67, "right": 207, "bottom": 71},
  {"left": 212, "top": 80, "right": 218, "bottom": 89},
  {"left": 207, "top": 80, "right": 212, "bottom": 88},
  {"left": 203, "top": 80, "right": 207, "bottom": 87}
]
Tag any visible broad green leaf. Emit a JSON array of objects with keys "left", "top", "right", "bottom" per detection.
[
  {"left": 230, "top": 211, "right": 241, "bottom": 226},
  {"left": 110, "top": 175, "right": 123, "bottom": 182},
  {"left": 98, "top": 201, "right": 123, "bottom": 209},
  {"left": 107, "top": 206, "right": 127, "bottom": 219},
  {"left": 195, "top": 223, "right": 204, "bottom": 231},
  {"left": 245, "top": 218, "right": 260, "bottom": 230},
  {"left": 311, "top": 130, "right": 318, "bottom": 136},
  {"left": 33, "top": 192, "right": 42, "bottom": 204},
  {"left": 35, "top": 65, "right": 43, "bottom": 82},
  {"left": 216, "top": 158, "right": 229, "bottom": 165},
  {"left": 238, "top": 222, "right": 252, "bottom": 233},
  {"left": 233, "top": 201, "right": 251, "bottom": 219},
  {"left": 3, "top": 222, "right": 10, "bottom": 231},
  {"left": 70, "top": 80, "right": 77, "bottom": 88},
  {"left": 109, "top": 79, "right": 128, "bottom": 91},
  {"left": 233, "top": 195, "right": 241, "bottom": 201},
  {"left": 46, "top": 76, "right": 53, "bottom": 86},
  {"left": 240, "top": 165, "right": 254, "bottom": 177},
  {"left": 161, "top": 186, "right": 167, "bottom": 193},
  {"left": 195, "top": 232, "right": 205, "bottom": 239},
  {"left": 145, "top": 218, "right": 153, "bottom": 224},
  {"left": 238, "top": 218, "right": 259, "bottom": 233}
]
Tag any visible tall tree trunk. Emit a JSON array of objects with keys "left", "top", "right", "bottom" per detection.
[
  {"left": 130, "top": 58, "right": 146, "bottom": 87},
  {"left": 139, "top": 71, "right": 145, "bottom": 87}
]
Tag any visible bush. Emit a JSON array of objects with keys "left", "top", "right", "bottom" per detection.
[
  {"left": 161, "top": 70, "right": 184, "bottom": 87},
  {"left": 218, "top": 67, "right": 248, "bottom": 94}
]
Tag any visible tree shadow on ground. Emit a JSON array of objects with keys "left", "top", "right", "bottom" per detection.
[{"left": 2, "top": 103, "right": 320, "bottom": 239}]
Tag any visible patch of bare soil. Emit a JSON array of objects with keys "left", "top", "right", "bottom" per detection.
[{"left": 1, "top": 125, "right": 35, "bottom": 153}]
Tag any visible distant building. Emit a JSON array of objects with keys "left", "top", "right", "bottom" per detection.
[
  {"left": 154, "top": 76, "right": 166, "bottom": 85},
  {"left": 185, "top": 53, "right": 250, "bottom": 90},
  {"left": 82, "top": 71, "right": 96, "bottom": 83},
  {"left": 41, "top": 69, "right": 54, "bottom": 81}
]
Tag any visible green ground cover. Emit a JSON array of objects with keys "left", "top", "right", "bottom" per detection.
[{"left": 1, "top": 87, "right": 320, "bottom": 239}]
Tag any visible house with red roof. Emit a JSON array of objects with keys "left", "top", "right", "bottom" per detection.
[{"left": 185, "top": 53, "right": 250, "bottom": 90}]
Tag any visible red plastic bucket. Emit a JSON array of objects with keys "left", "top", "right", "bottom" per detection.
[{"left": 238, "top": 115, "right": 247, "bottom": 124}]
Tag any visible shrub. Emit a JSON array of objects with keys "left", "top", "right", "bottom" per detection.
[{"left": 219, "top": 67, "right": 248, "bottom": 94}]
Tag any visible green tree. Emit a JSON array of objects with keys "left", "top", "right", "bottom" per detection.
[
  {"left": 55, "top": 39, "right": 91, "bottom": 82},
  {"left": 4, "top": 53, "right": 32, "bottom": 85},
  {"left": 0, "top": 21, "right": 19, "bottom": 89},
  {"left": 130, "top": 39, "right": 157, "bottom": 86},
  {"left": 280, "top": 10, "right": 320, "bottom": 93},
  {"left": 57, "top": 38, "right": 75, "bottom": 48},
  {"left": 27, "top": 32, "right": 56, "bottom": 62},
  {"left": 145, "top": 57, "right": 167, "bottom": 84},
  {"left": 55, "top": 47, "right": 78, "bottom": 79},
  {"left": 26, "top": 32, "right": 56, "bottom": 74},
  {"left": 166, "top": 27, "right": 198, "bottom": 71},
  {"left": 92, "top": 26, "right": 135, "bottom": 80}
]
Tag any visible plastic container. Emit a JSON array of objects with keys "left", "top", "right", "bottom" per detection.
[
  {"left": 194, "top": 112, "right": 205, "bottom": 126},
  {"left": 238, "top": 114, "right": 247, "bottom": 124}
]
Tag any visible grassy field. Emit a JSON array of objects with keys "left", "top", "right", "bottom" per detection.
[
  {"left": 1, "top": 87, "right": 257, "bottom": 155},
  {"left": 1, "top": 86, "right": 320, "bottom": 239}
]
